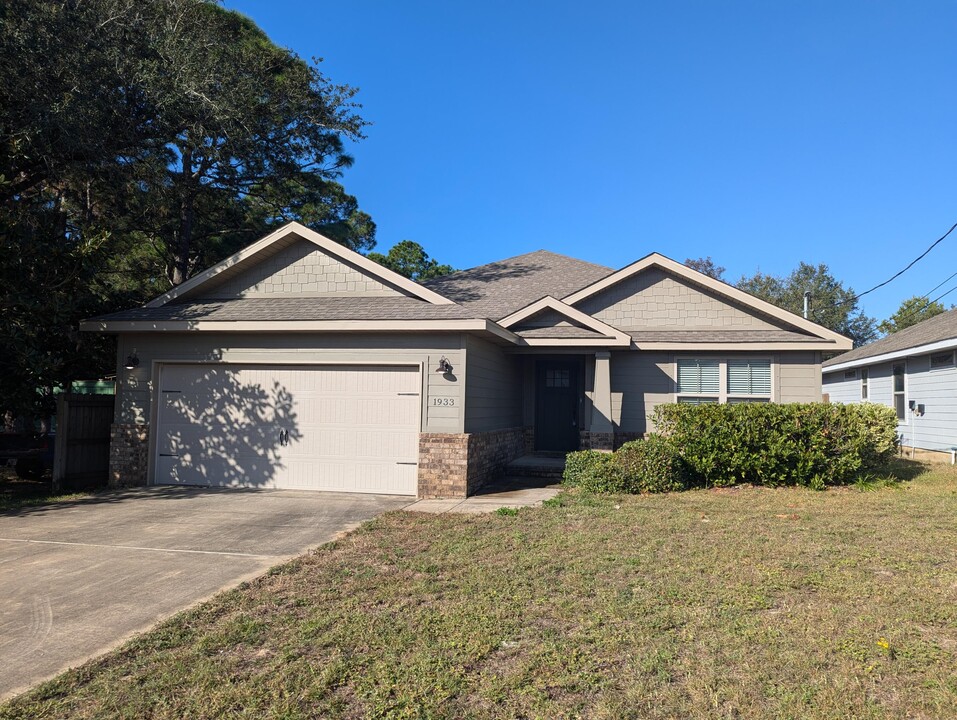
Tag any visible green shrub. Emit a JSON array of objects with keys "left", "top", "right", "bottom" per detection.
[
  {"left": 562, "top": 450, "right": 623, "bottom": 492},
  {"left": 652, "top": 402, "right": 899, "bottom": 488},
  {"left": 564, "top": 438, "right": 687, "bottom": 494},
  {"left": 613, "top": 436, "right": 688, "bottom": 493}
]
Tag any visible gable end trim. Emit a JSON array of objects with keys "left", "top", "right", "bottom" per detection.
[
  {"left": 499, "top": 295, "right": 632, "bottom": 343},
  {"left": 561, "top": 253, "right": 852, "bottom": 349},
  {"left": 145, "top": 222, "right": 455, "bottom": 308}
]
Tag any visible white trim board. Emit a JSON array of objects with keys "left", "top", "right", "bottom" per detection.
[
  {"left": 822, "top": 336, "right": 957, "bottom": 373},
  {"left": 562, "top": 252, "right": 852, "bottom": 349},
  {"left": 498, "top": 295, "right": 632, "bottom": 344},
  {"left": 144, "top": 222, "right": 454, "bottom": 308},
  {"left": 80, "top": 318, "right": 520, "bottom": 342}
]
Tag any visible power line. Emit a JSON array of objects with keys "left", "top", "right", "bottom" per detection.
[
  {"left": 830, "top": 220, "right": 957, "bottom": 308},
  {"left": 882, "top": 282, "right": 957, "bottom": 330},
  {"left": 919, "top": 266, "right": 957, "bottom": 300}
]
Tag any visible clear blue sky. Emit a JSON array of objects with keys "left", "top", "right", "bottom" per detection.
[{"left": 227, "top": 0, "right": 957, "bottom": 323}]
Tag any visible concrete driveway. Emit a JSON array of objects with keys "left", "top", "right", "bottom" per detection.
[{"left": 0, "top": 487, "right": 411, "bottom": 700}]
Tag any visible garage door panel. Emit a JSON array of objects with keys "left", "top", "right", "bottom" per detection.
[
  {"left": 296, "top": 429, "right": 417, "bottom": 461},
  {"left": 307, "top": 397, "right": 420, "bottom": 428},
  {"left": 155, "top": 364, "right": 420, "bottom": 495}
]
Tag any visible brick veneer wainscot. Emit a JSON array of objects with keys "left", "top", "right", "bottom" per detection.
[
  {"left": 418, "top": 427, "right": 526, "bottom": 499},
  {"left": 579, "top": 430, "right": 646, "bottom": 451},
  {"left": 109, "top": 423, "right": 150, "bottom": 487}
]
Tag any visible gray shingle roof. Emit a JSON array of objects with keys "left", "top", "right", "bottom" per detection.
[
  {"left": 89, "top": 297, "right": 479, "bottom": 323},
  {"left": 822, "top": 307, "right": 957, "bottom": 368},
  {"left": 422, "top": 250, "right": 613, "bottom": 320}
]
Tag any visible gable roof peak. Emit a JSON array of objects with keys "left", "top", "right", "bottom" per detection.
[
  {"left": 562, "top": 251, "right": 852, "bottom": 349},
  {"left": 145, "top": 222, "right": 455, "bottom": 308}
]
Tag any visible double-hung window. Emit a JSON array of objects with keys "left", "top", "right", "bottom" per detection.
[
  {"left": 677, "top": 358, "right": 772, "bottom": 404},
  {"left": 677, "top": 359, "right": 720, "bottom": 404},
  {"left": 893, "top": 363, "right": 906, "bottom": 420},
  {"left": 861, "top": 368, "right": 868, "bottom": 400}
]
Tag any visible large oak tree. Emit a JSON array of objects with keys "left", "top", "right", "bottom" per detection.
[
  {"left": 0, "top": 0, "right": 374, "bottom": 417},
  {"left": 737, "top": 263, "right": 877, "bottom": 348}
]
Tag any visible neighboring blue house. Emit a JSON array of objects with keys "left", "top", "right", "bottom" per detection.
[{"left": 822, "top": 308, "right": 957, "bottom": 461}]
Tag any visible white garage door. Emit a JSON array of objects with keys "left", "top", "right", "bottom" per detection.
[{"left": 155, "top": 364, "right": 421, "bottom": 495}]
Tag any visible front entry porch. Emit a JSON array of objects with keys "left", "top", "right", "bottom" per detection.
[{"left": 521, "top": 352, "right": 620, "bottom": 453}]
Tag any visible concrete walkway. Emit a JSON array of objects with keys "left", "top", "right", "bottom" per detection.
[
  {"left": 405, "top": 478, "right": 561, "bottom": 514},
  {"left": 0, "top": 487, "right": 410, "bottom": 700}
]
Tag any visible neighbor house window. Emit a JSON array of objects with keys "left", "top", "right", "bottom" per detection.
[
  {"left": 844, "top": 369, "right": 857, "bottom": 380},
  {"left": 930, "top": 351, "right": 954, "bottom": 369},
  {"left": 893, "top": 363, "right": 906, "bottom": 420},
  {"left": 727, "top": 359, "right": 772, "bottom": 403},
  {"left": 677, "top": 359, "right": 720, "bottom": 403},
  {"left": 861, "top": 368, "right": 868, "bottom": 400}
]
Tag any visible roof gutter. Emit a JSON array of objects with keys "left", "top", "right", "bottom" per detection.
[
  {"left": 822, "top": 336, "right": 957, "bottom": 373},
  {"left": 79, "top": 317, "right": 522, "bottom": 344}
]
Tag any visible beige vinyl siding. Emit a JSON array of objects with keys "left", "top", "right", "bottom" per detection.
[
  {"left": 609, "top": 351, "right": 822, "bottom": 433},
  {"left": 610, "top": 352, "right": 674, "bottom": 433},
  {"left": 776, "top": 351, "right": 822, "bottom": 402},
  {"left": 463, "top": 335, "right": 522, "bottom": 432},
  {"left": 576, "top": 267, "right": 788, "bottom": 332},
  {"left": 115, "top": 332, "right": 464, "bottom": 434}
]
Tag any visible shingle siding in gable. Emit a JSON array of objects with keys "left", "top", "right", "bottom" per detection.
[
  {"left": 199, "top": 241, "right": 406, "bottom": 299},
  {"left": 575, "top": 268, "right": 788, "bottom": 332}
]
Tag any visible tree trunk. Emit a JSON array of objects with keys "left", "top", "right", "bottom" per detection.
[{"left": 171, "top": 148, "right": 194, "bottom": 286}]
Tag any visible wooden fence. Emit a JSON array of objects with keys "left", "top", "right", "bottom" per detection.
[{"left": 53, "top": 394, "right": 114, "bottom": 490}]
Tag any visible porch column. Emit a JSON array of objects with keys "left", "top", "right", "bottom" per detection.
[{"left": 589, "top": 351, "right": 614, "bottom": 450}]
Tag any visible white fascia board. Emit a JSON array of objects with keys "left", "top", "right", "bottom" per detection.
[
  {"left": 80, "top": 318, "right": 518, "bottom": 339},
  {"left": 822, "top": 337, "right": 957, "bottom": 374},
  {"left": 515, "top": 336, "right": 632, "bottom": 347},
  {"left": 498, "top": 295, "right": 632, "bottom": 342},
  {"left": 562, "top": 252, "right": 853, "bottom": 349},
  {"left": 144, "top": 222, "right": 454, "bottom": 308},
  {"left": 633, "top": 341, "right": 840, "bottom": 351}
]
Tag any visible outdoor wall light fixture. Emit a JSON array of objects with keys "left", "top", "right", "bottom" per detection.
[
  {"left": 435, "top": 356, "right": 453, "bottom": 374},
  {"left": 124, "top": 352, "right": 140, "bottom": 370}
]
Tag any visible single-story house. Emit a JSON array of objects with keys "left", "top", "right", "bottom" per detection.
[
  {"left": 82, "top": 222, "right": 850, "bottom": 498},
  {"left": 822, "top": 308, "right": 957, "bottom": 460}
]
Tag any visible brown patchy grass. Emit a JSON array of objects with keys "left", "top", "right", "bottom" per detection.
[
  {"left": 3, "top": 462, "right": 957, "bottom": 719},
  {"left": 0, "top": 468, "right": 91, "bottom": 511}
]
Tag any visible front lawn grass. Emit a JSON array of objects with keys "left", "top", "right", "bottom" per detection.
[{"left": 3, "top": 462, "right": 956, "bottom": 719}]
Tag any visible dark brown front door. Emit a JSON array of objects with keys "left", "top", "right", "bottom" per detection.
[{"left": 535, "top": 360, "right": 580, "bottom": 452}]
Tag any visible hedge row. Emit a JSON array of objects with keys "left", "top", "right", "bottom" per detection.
[
  {"left": 563, "top": 402, "right": 899, "bottom": 493},
  {"left": 564, "top": 435, "right": 687, "bottom": 494}
]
